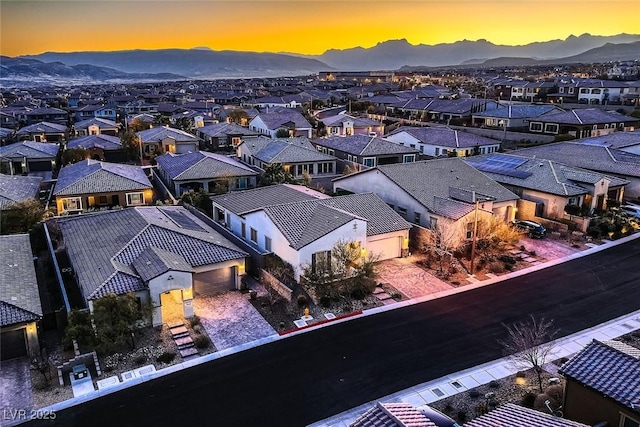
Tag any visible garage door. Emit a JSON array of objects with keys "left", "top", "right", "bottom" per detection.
[
  {"left": 1, "top": 329, "right": 27, "bottom": 361},
  {"left": 367, "top": 236, "right": 401, "bottom": 261},
  {"left": 29, "top": 161, "right": 52, "bottom": 172},
  {"left": 193, "top": 267, "right": 236, "bottom": 296}
]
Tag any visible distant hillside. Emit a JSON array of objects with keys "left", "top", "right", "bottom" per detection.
[
  {"left": 20, "top": 49, "right": 331, "bottom": 79},
  {"left": 0, "top": 56, "right": 185, "bottom": 87},
  {"left": 311, "top": 33, "right": 640, "bottom": 70}
]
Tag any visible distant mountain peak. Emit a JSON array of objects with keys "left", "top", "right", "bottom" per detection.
[{"left": 192, "top": 46, "right": 212, "bottom": 51}]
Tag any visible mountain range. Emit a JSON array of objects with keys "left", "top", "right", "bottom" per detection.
[{"left": 3, "top": 33, "right": 639, "bottom": 87}]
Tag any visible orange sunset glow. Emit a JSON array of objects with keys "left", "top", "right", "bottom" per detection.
[{"left": 1, "top": 0, "right": 638, "bottom": 57}]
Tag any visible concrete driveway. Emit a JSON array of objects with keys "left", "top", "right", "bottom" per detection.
[
  {"left": 376, "top": 257, "right": 453, "bottom": 299},
  {"left": 194, "top": 291, "right": 276, "bottom": 351},
  {"left": 0, "top": 358, "right": 32, "bottom": 417}
]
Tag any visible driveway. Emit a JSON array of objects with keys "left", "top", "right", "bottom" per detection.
[
  {"left": 0, "top": 358, "right": 32, "bottom": 419},
  {"left": 376, "top": 257, "right": 453, "bottom": 299},
  {"left": 193, "top": 291, "right": 276, "bottom": 351},
  {"left": 517, "top": 235, "right": 585, "bottom": 261}
]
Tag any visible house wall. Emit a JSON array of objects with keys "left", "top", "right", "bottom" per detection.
[
  {"left": 386, "top": 131, "right": 500, "bottom": 157},
  {"left": 563, "top": 379, "right": 638, "bottom": 427},
  {"left": 148, "top": 271, "right": 193, "bottom": 327},
  {"left": 518, "top": 189, "right": 573, "bottom": 220},
  {"left": 55, "top": 188, "right": 153, "bottom": 213}
]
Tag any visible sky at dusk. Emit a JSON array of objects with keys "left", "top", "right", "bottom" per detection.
[{"left": 1, "top": 0, "right": 638, "bottom": 57}]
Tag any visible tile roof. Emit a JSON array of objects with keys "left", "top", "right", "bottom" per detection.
[
  {"left": 15, "top": 121, "right": 66, "bottom": 135},
  {"left": 253, "top": 108, "right": 312, "bottom": 130},
  {"left": 389, "top": 126, "right": 499, "bottom": 148},
  {"left": 67, "top": 134, "right": 123, "bottom": 151},
  {"left": 537, "top": 108, "right": 636, "bottom": 125},
  {"left": 573, "top": 129, "right": 640, "bottom": 150},
  {"left": 252, "top": 137, "right": 336, "bottom": 164},
  {"left": 73, "top": 118, "right": 118, "bottom": 129},
  {"left": 350, "top": 402, "right": 436, "bottom": 427},
  {"left": 131, "top": 246, "right": 194, "bottom": 282},
  {"left": 0, "top": 234, "right": 42, "bottom": 327},
  {"left": 473, "top": 104, "right": 560, "bottom": 119},
  {"left": 54, "top": 159, "right": 152, "bottom": 196},
  {"left": 559, "top": 340, "right": 640, "bottom": 410},
  {"left": 465, "top": 154, "right": 628, "bottom": 197},
  {"left": 56, "top": 206, "right": 248, "bottom": 301},
  {"left": 463, "top": 403, "right": 588, "bottom": 427},
  {"left": 317, "top": 135, "right": 419, "bottom": 156},
  {"left": 335, "top": 158, "right": 518, "bottom": 219},
  {"left": 155, "top": 151, "right": 257, "bottom": 181},
  {"left": 513, "top": 142, "right": 640, "bottom": 178},
  {"left": 136, "top": 126, "right": 199, "bottom": 143},
  {"left": 0, "top": 141, "right": 59, "bottom": 160},
  {"left": 197, "top": 122, "right": 259, "bottom": 138},
  {"left": 211, "top": 184, "right": 329, "bottom": 215},
  {"left": 0, "top": 174, "right": 42, "bottom": 209},
  {"left": 321, "top": 114, "right": 381, "bottom": 128}
]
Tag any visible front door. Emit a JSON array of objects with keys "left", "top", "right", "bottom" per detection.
[{"left": 111, "top": 194, "right": 120, "bottom": 206}]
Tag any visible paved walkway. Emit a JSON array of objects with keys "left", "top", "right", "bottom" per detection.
[
  {"left": 376, "top": 257, "right": 453, "bottom": 299},
  {"left": 309, "top": 309, "right": 640, "bottom": 427},
  {"left": 0, "top": 358, "right": 33, "bottom": 421},
  {"left": 193, "top": 291, "right": 276, "bottom": 351}
]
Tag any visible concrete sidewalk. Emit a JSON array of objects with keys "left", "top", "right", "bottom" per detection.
[{"left": 309, "top": 308, "right": 640, "bottom": 427}]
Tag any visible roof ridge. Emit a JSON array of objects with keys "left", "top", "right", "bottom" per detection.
[
  {"left": 571, "top": 109, "right": 583, "bottom": 124},
  {"left": 547, "top": 159, "right": 569, "bottom": 195}
]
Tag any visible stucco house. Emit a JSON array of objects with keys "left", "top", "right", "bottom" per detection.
[
  {"left": 333, "top": 158, "right": 519, "bottom": 248},
  {"left": 211, "top": 184, "right": 411, "bottom": 279},
  {"left": 0, "top": 141, "right": 59, "bottom": 178},
  {"left": 195, "top": 122, "right": 259, "bottom": 151},
  {"left": 0, "top": 174, "right": 43, "bottom": 211},
  {"left": 320, "top": 113, "right": 385, "bottom": 137},
  {"left": 15, "top": 121, "right": 67, "bottom": 143},
  {"left": 0, "top": 234, "right": 43, "bottom": 360},
  {"left": 66, "top": 134, "right": 125, "bottom": 162},
  {"left": 513, "top": 142, "right": 640, "bottom": 202},
  {"left": 472, "top": 104, "right": 562, "bottom": 131},
  {"left": 73, "top": 118, "right": 119, "bottom": 137},
  {"left": 312, "top": 135, "right": 418, "bottom": 171},
  {"left": 465, "top": 153, "right": 629, "bottom": 226},
  {"left": 155, "top": 151, "right": 259, "bottom": 196},
  {"left": 559, "top": 340, "right": 640, "bottom": 427},
  {"left": 237, "top": 136, "right": 337, "bottom": 180},
  {"left": 386, "top": 126, "right": 501, "bottom": 158},
  {"left": 528, "top": 108, "right": 638, "bottom": 138},
  {"left": 573, "top": 129, "right": 640, "bottom": 155},
  {"left": 136, "top": 126, "right": 200, "bottom": 159},
  {"left": 248, "top": 107, "right": 312, "bottom": 138},
  {"left": 54, "top": 159, "right": 153, "bottom": 214},
  {"left": 54, "top": 206, "right": 248, "bottom": 327}
]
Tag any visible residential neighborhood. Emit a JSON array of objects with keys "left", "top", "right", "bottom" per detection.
[{"left": 1, "top": 34, "right": 640, "bottom": 427}]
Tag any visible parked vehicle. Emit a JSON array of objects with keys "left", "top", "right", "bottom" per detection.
[
  {"left": 621, "top": 204, "right": 640, "bottom": 218},
  {"left": 510, "top": 219, "right": 546, "bottom": 238}
]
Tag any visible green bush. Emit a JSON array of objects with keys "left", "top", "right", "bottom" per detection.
[
  {"left": 521, "top": 392, "right": 536, "bottom": 408},
  {"left": 156, "top": 352, "right": 176, "bottom": 364},
  {"left": 296, "top": 294, "right": 308, "bottom": 307},
  {"left": 488, "top": 261, "right": 505, "bottom": 274},
  {"left": 189, "top": 316, "right": 200, "bottom": 327},
  {"left": 319, "top": 295, "right": 331, "bottom": 307},
  {"left": 133, "top": 354, "right": 147, "bottom": 366},
  {"left": 489, "top": 380, "right": 500, "bottom": 389},
  {"left": 468, "top": 389, "right": 480, "bottom": 398},
  {"left": 193, "top": 335, "right": 210, "bottom": 349}
]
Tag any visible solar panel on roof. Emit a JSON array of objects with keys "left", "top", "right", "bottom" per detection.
[
  {"left": 482, "top": 154, "right": 528, "bottom": 169},
  {"left": 161, "top": 210, "right": 205, "bottom": 231},
  {"left": 474, "top": 163, "right": 532, "bottom": 179}
]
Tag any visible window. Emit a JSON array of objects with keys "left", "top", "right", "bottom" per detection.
[
  {"left": 530, "top": 122, "right": 543, "bottom": 132},
  {"left": 435, "top": 148, "right": 440, "bottom": 156},
  {"left": 250, "top": 227, "right": 257, "bottom": 243},
  {"left": 567, "top": 196, "right": 580, "bottom": 206},
  {"left": 621, "top": 414, "right": 640, "bottom": 427},
  {"left": 403, "top": 154, "right": 415, "bottom": 163},
  {"left": 126, "top": 192, "right": 145, "bottom": 206},
  {"left": 319, "top": 162, "right": 333, "bottom": 174},
  {"left": 327, "top": 149, "right": 335, "bottom": 156},
  {"left": 398, "top": 207, "right": 407, "bottom": 217},
  {"left": 466, "top": 222, "right": 474, "bottom": 239},
  {"left": 241, "top": 222, "right": 246, "bottom": 238},
  {"left": 311, "top": 250, "right": 332, "bottom": 274},
  {"left": 580, "top": 88, "right": 588, "bottom": 94},
  {"left": 419, "top": 146, "right": 424, "bottom": 154},
  {"left": 429, "top": 217, "right": 438, "bottom": 229},
  {"left": 98, "top": 195, "right": 108, "bottom": 205},
  {"left": 62, "top": 197, "right": 82, "bottom": 211},
  {"left": 231, "top": 137, "right": 242, "bottom": 147},
  {"left": 237, "top": 177, "right": 248, "bottom": 189},
  {"left": 414, "top": 212, "right": 421, "bottom": 224},
  {"left": 568, "top": 87, "right": 574, "bottom": 94},
  {"left": 544, "top": 123, "right": 559, "bottom": 134},
  {"left": 559, "top": 87, "right": 564, "bottom": 93},
  {"left": 264, "top": 236, "right": 272, "bottom": 252},
  {"left": 363, "top": 158, "right": 375, "bottom": 167}
]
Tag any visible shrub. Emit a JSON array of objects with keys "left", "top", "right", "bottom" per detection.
[
  {"left": 319, "top": 295, "right": 331, "bottom": 307},
  {"left": 521, "top": 392, "right": 536, "bottom": 408},
  {"left": 468, "top": 389, "right": 480, "bottom": 398},
  {"left": 534, "top": 393, "right": 557, "bottom": 412},
  {"left": 444, "top": 403, "right": 453, "bottom": 413},
  {"left": 489, "top": 380, "right": 500, "bottom": 389},
  {"left": 133, "top": 354, "right": 147, "bottom": 366},
  {"left": 498, "top": 255, "right": 516, "bottom": 265},
  {"left": 193, "top": 335, "right": 211, "bottom": 349},
  {"left": 516, "top": 371, "right": 526, "bottom": 378},
  {"left": 350, "top": 288, "right": 366, "bottom": 300},
  {"left": 456, "top": 410, "right": 467, "bottom": 423},
  {"left": 545, "top": 384, "right": 564, "bottom": 402},
  {"left": 33, "top": 378, "right": 50, "bottom": 391},
  {"left": 297, "top": 294, "right": 308, "bottom": 307},
  {"left": 189, "top": 316, "right": 201, "bottom": 327},
  {"left": 528, "top": 250, "right": 536, "bottom": 256},
  {"left": 488, "top": 261, "right": 505, "bottom": 274},
  {"left": 156, "top": 351, "right": 176, "bottom": 364}
]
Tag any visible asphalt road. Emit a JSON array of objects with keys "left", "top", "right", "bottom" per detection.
[{"left": 31, "top": 238, "right": 640, "bottom": 427}]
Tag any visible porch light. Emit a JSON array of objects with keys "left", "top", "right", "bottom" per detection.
[
  {"left": 403, "top": 237, "right": 410, "bottom": 249},
  {"left": 182, "top": 288, "right": 193, "bottom": 300}
]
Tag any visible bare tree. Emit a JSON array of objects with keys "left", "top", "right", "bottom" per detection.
[{"left": 498, "top": 315, "right": 559, "bottom": 392}]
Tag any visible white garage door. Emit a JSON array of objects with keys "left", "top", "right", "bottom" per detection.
[
  {"left": 367, "top": 236, "right": 401, "bottom": 261},
  {"left": 193, "top": 267, "right": 236, "bottom": 296}
]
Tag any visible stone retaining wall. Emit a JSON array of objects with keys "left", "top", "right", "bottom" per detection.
[{"left": 260, "top": 269, "right": 293, "bottom": 303}]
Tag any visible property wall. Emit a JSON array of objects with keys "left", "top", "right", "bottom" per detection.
[
  {"left": 520, "top": 189, "right": 570, "bottom": 219},
  {"left": 563, "top": 380, "right": 637, "bottom": 427}
]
